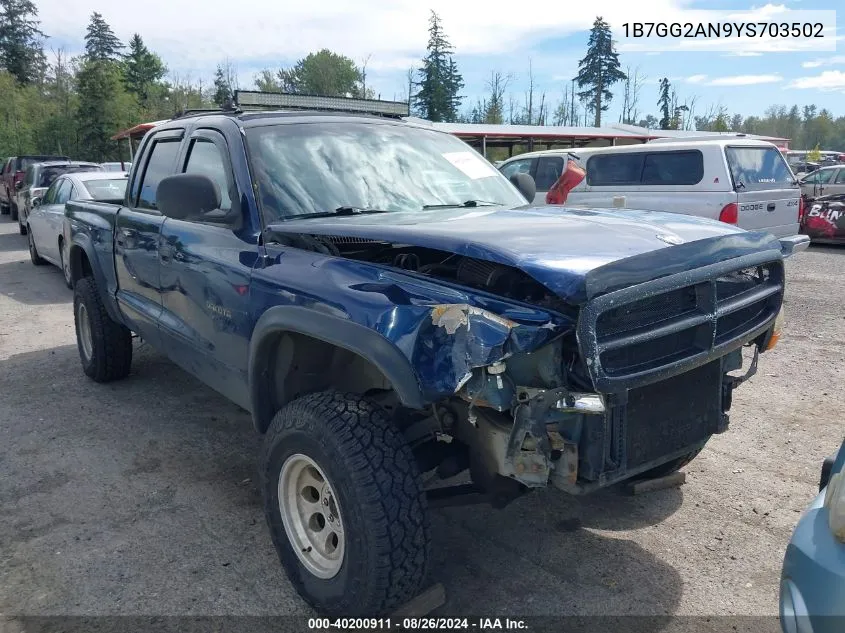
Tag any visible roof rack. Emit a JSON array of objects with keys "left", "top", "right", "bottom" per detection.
[{"left": 234, "top": 91, "right": 410, "bottom": 118}]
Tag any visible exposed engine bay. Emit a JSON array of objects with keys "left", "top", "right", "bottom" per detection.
[{"left": 271, "top": 231, "right": 780, "bottom": 506}]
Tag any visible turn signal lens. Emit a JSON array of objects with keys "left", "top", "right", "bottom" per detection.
[{"left": 766, "top": 308, "right": 785, "bottom": 351}]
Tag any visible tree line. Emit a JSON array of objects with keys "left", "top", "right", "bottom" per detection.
[{"left": 2, "top": 1, "right": 845, "bottom": 162}]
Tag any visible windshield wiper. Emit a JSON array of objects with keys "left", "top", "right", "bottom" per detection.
[
  {"left": 735, "top": 181, "right": 747, "bottom": 191},
  {"left": 422, "top": 199, "right": 502, "bottom": 209},
  {"left": 279, "top": 207, "right": 391, "bottom": 221}
]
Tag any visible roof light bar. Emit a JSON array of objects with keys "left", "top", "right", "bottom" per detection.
[{"left": 234, "top": 91, "right": 410, "bottom": 117}]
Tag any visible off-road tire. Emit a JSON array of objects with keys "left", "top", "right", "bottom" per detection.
[
  {"left": 260, "top": 391, "right": 430, "bottom": 616},
  {"left": 73, "top": 277, "right": 133, "bottom": 382},
  {"left": 28, "top": 230, "right": 45, "bottom": 265},
  {"left": 640, "top": 448, "right": 703, "bottom": 480}
]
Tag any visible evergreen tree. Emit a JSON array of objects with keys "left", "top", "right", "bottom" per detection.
[
  {"left": 657, "top": 78, "right": 671, "bottom": 130},
  {"left": 0, "top": 0, "right": 45, "bottom": 84},
  {"left": 415, "top": 11, "right": 463, "bottom": 122},
  {"left": 77, "top": 13, "right": 126, "bottom": 160},
  {"left": 124, "top": 34, "right": 166, "bottom": 104},
  {"left": 575, "top": 17, "right": 626, "bottom": 127},
  {"left": 76, "top": 59, "right": 122, "bottom": 160},
  {"left": 85, "top": 12, "right": 123, "bottom": 62},
  {"left": 212, "top": 64, "right": 233, "bottom": 106}
]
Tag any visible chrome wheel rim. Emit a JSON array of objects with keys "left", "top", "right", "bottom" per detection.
[
  {"left": 278, "top": 453, "right": 345, "bottom": 579},
  {"left": 77, "top": 302, "right": 93, "bottom": 361}
]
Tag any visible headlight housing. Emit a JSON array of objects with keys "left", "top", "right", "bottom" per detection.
[{"left": 825, "top": 470, "right": 845, "bottom": 542}]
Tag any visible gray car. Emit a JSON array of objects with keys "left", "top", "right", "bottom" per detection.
[
  {"left": 26, "top": 171, "right": 127, "bottom": 287},
  {"left": 798, "top": 165, "right": 845, "bottom": 199},
  {"left": 16, "top": 161, "right": 103, "bottom": 235},
  {"left": 780, "top": 437, "right": 845, "bottom": 633}
]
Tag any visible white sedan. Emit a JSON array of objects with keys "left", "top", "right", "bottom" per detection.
[{"left": 26, "top": 171, "right": 128, "bottom": 287}]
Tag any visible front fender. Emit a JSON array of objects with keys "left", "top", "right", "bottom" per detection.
[{"left": 248, "top": 305, "right": 426, "bottom": 432}]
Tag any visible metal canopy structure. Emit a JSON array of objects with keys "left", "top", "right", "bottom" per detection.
[
  {"left": 405, "top": 119, "right": 791, "bottom": 156},
  {"left": 109, "top": 94, "right": 790, "bottom": 161}
]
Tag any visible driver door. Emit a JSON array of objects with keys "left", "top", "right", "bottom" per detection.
[{"left": 158, "top": 128, "right": 253, "bottom": 406}]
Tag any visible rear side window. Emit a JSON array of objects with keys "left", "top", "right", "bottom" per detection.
[
  {"left": 641, "top": 151, "right": 703, "bottom": 185},
  {"left": 54, "top": 179, "right": 73, "bottom": 204},
  {"left": 725, "top": 146, "right": 794, "bottom": 191},
  {"left": 137, "top": 140, "right": 181, "bottom": 210},
  {"left": 587, "top": 153, "right": 644, "bottom": 186},
  {"left": 588, "top": 150, "right": 704, "bottom": 186},
  {"left": 535, "top": 156, "right": 564, "bottom": 191}
]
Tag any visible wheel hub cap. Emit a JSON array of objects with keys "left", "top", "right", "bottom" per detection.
[{"left": 278, "top": 454, "right": 344, "bottom": 579}]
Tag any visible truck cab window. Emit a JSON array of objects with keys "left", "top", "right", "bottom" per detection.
[
  {"left": 183, "top": 139, "right": 232, "bottom": 211},
  {"left": 137, "top": 140, "right": 181, "bottom": 210}
]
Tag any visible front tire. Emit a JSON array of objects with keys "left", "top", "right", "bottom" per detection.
[
  {"left": 10, "top": 203, "right": 18, "bottom": 222},
  {"left": 73, "top": 277, "right": 133, "bottom": 382},
  {"left": 261, "top": 391, "right": 430, "bottom": 616}
]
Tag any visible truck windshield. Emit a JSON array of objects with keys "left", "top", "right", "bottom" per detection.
[
  {"left": 245, "top": 122, "right": 526, "bottom": 221},
  {"left": 725, "top": 146, "right": 795, "bottom": 191}
]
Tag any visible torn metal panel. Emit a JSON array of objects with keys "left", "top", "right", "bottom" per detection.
[{"left": 423, "top": 303, "right": 564, "bottom": 397}]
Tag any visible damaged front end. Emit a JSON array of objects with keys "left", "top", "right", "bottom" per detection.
[
  {"left": 417, "top": 247, "right": 785, "bottom": 499},
  {"left": 262, "top": 225, "right": 787, "bottom": 501}
]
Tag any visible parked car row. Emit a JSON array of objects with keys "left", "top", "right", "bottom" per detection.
[{"left": 0, "top": 156, "right": 130, "bottom": 240}]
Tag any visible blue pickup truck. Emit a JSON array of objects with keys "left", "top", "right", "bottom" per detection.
[{"left": 64, "top": 103, "right": 808, "bottom": 615}]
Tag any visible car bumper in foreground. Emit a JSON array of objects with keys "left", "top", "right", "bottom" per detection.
[{"left": 780, "top": 493, "right": 845, "bottom": 633}]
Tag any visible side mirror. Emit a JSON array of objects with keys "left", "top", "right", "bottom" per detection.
[
  {"left": 509, "top": 173, "right": 536, "bottom": 203},
  {"left": 31, "top": 197, "right": 41, "bottom": 208},
  {"left": 157, "top": 174, "right": 227, "bottom": 223}
]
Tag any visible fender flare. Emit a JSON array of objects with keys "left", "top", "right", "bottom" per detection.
[
  {"left": 248, "top": 305, "right": 426, "bottom": 433},
  {"left": 68, "top": 234, "right": 123, "bottom": 324}
]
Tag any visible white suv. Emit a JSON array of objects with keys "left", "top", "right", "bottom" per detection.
[{"left": 499, "top": 137, "right": 801, "bottom": 238}]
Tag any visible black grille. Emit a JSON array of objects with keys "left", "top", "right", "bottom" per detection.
[
  {"left": 579, "top": 258, "right": 784, "bottom": 391},
  {"left": 625, "top": 360, "right": 722, "bottom": 468},
  {"left": 601, "top": 326, "right": 704, "bottom": 376},
  {"left": 596, "top": 286, "right": 698, "bottom": 338}
]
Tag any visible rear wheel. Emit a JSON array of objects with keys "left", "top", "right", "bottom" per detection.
[
  {"left": 261, "top": 391, "right": 430, "bottom": 616},
  {"left": 73, "top": 277, "right": 133, "bottom": 382},
  {"left": 28, "top": 230, "right": 45, "bottom": 265},
  {"left": 10, "top": 203, "right": 19, "bottom": 222}
]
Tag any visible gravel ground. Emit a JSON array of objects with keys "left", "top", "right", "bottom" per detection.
[{"left": 0, "top": 217, "right": 842, "bottom": 623}]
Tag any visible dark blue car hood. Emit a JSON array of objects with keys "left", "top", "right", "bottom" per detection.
[{"left": 267, "top": 205, "right": 783, "bottom": 303}]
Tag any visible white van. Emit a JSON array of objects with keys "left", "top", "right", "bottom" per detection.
[{"left": 498, "top": 137, "right": 801, "bottom": 238}]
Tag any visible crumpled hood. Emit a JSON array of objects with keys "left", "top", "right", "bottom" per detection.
[{"left": 267, "top": 205, "right": 784, "bottom": 303}]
